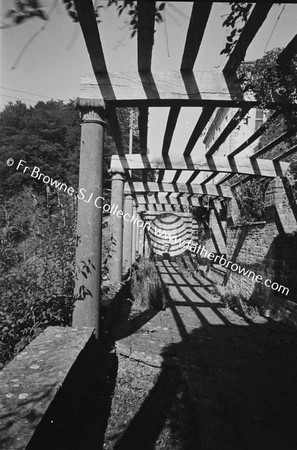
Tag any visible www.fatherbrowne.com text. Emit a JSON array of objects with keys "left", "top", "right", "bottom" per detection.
[
  {"left": 152, "top": 224, "right": 289, "bottom": 297},
  {"left": 8, "top": 158, "right": 289, "bottom": 296}
]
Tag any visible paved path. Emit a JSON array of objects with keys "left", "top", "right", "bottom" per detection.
[{"left": 104, "top": 261, "right": 297, "bottom": 450}]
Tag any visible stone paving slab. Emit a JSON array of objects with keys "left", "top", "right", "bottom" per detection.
[{"left": 113, "top": 261, "right": 297, "bottom": 450}]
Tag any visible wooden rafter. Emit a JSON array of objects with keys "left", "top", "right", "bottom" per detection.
[
  {"left": 124, "top": 181, "right": 233, "bottom": 198},
  {"left": 223, "top": 3, "right": 273, "bottom": 74},
  {"left": 200, "top": 172, "right": 219, "bottom": 185},
  {"left": 251, "top": 126, "right": 297, "bottom": 159},
  {"left": 183, "top": 106, "right": 215, "bottom": 156},
  {"left": 106, "top": 106, "right": 124, "bottom": 154},
  {"left": 181, "top": 2, "right": 212, "bottom": 71},
  {"left": 138, "top": 204, "right": 188, "bottom": 212},
  {"left": 158, "top": 106, "right": 181, "bottom": 182},
  {"left": 136, "top": 195, "right": 202, "bottom": 207},
  {"left": 81, "top": 71, "right": 297, "bottom": 109},
  {"left": 112, "top": 154, "right": 289, "bottom": 178},
  {"left": 162, "top": 107, "right": 180, "bottom": 155},
  {"left": 228, "top": 109, "right": 281, "bottom": 158},
  {"left": 205, "top": 106, "right": 251, "bottom": 157},
  {"left": 138, "top": 106, "right": 149, "bottom": 154},
  {"left": 215, "top": 173, "right": 236, "bottom": 185},
  {"left": 73, "top": 0, "right": 107, "bottom": 74},
  {"left": 137, "top": 1, "right": 156, "bottom": 71},
  {"left": 186, "top": 171, "right": 200, "bottom": 184},
  {"left": 171, "top": 170, "right": 182, "bottom": 183},
  {"left": 273, "top": 144, "right": 297, "bottom": 162},
  {"left": 230, "top": 175, "right": 254, "bottom": 188},
  {"left": 80, "top": 71, "right": 251, "bottom": 106}
]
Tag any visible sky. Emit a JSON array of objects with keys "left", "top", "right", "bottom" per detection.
[{"left": 1, "top": 1, "right": 297, "bottom": 183}]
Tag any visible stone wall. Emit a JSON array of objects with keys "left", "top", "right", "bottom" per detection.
[
  {"left": 207, "top": 202, "right": 227, "bottom": 255},
  {"left": 224, "top": 178, "right": 297, "bottom": 310}
]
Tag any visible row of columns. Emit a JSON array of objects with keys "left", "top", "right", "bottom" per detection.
[{"left": 72, "top": 103, "right": 147, "bottom": 336}]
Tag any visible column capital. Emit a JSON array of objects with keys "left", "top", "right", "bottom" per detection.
[
  {"left": 110, "top": 171, "right": 126, "bottom": 182},
  {"left": 75, "top": 97, "right": 106, "bottom": 126},
  {"left": 124, "top": 193, "right": 133, "bottom": 199}
]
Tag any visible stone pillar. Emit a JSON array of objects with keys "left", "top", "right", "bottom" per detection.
[
  {"left": 135, "top": 212, "right": 140, "bottom": 257},
  {"left": 132, "top": 202, "right": 137, "bottom": 263},
  {"left": 73, "top": 102, "right": 105, "bottom": 338},
  {"left": 138, "top": 218, "right": 144, "bottom": 257},
  {"left": 123, "top": 194, "right": 133, "bottom": 271},
  {"left": 109, "top": 172, "right": 125, "bottom": 282}
]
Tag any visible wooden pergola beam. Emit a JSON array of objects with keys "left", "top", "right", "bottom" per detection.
[
  {"left": 228, "top": 109, "right": 281, "bottom": 158},
  {"left": 106, "top": 106, "right": 124, "bottom": 154},
  {"left": 137, "top": 1, "right": 156, "bottom": 71},
  {"left": 273, "top": 144, "right": 297, "bottom": 162},
  {"left": 138, "top": 105, "right": 149, "bottom": 154},
  {"left": 80, "top": 71, "right": 251, "bottom": 106},
  {"left": 136, "top": 195, "right": 202, "bottom": 207},
  {"left": 251, "top": 126, "right": 297, "bottom": 159},
  {"left": 186, "top": 171, "right": 200, "bottom": 184},
  {"left": 73, "top": 0, "right": 107, "bottom": 73},
  {"left": 162, "top": 106, "right": 180, "bottom": 155},
  {"left": 158, "top": 106, "right": 181, "bottom": 182},
  {"left": 124, "top": 181, "right": 233, "bottom": 198},
  {"left": 223, "top": 3, "right": 273, "bottom": 74},
  {"left": 81, "top": 71, "right": 297, "bottom": 109},
  {"left": 205, "top": 106, "right": 251, "bottom": 156},
  {"left": 183, "top": 106, "right": 215, "bottom": 156},
  {"left": 112, "top": 154, "right": 289, "bottom": 178},
  {"left": 171, "top": 170, "right": 182, "bottom": 184},
  {"left": 215, "top": 173, "right": 236, "bottom": 185},
  {"left": 138, "top": 204, "right": 189, "bottom": 212},
  {"left": 230, "top": 175, "right": 254, "bottom": 189},
  {"left": 200, "top": 171, "right": 219, "bottom": 185},
  {"left": 181, "top": 2, "right": 212, "bottom": 71}
]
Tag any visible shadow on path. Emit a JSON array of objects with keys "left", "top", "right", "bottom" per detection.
[{"left": 111, "top": 261, "right": 297, "bottom": 450}]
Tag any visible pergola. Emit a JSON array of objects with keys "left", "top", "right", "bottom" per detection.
[{"left": 72, "top": 1, "right": 297, "bottom": 336}]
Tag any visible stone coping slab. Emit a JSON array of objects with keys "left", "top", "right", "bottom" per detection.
[{"left": 0, "top": 326, "right": 94, "bottom": 450}]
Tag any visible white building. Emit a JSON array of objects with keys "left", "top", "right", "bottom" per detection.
[{"left": 203, "top": 107, "right": 264, "bottom": 158}]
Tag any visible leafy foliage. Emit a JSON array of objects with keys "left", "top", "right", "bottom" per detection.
[
  {"left": 0, "top": 101, "right": 147, "bottom": 199},
  {"left": 231, "top": 47, "right": 297, "bottom": 222},
  {"left": 0, "top": 100, "right": 81, "bottom": 197},
  {"left": 0, "top": 189, "right": 76, "bottom": 365},
  {"left": 220, "top": 2, "right": 252, "bottom": 56},
  {"left": 238, "top": 49, "right": 297, "bottom": 114},
  {"left": 233, "top": 179, "right": 268, "bottom": 224},
  {"left": 3, "top": 0, "right": 47, "bottom": 27},
  {"left": 106, "top": 1, "right": 165, "bottom": 38},
  {"left": 3, "top": 1, "right": 165, "bottom": 35}
]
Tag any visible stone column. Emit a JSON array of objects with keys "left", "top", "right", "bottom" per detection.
[
  {"left": 123, "top": 194, "right": 133, "bottom": 271},
  {"left": 73, "top": 101, "right": 105, "bottom": 338},
  {"left": 132, "top": 202, "right": 137, "bottom": 263},
  {"left": 135, "top": 212, "right": 140, "bottom": 257},
  {"left": 109, "top": 172, "right": 125, "bottom": 282},
  {"left": 138, "top": 217, "right": 144, "bottom": 257}
]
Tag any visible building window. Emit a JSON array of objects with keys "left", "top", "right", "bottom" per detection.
[{"left": 255, "top": 108, "right": 264, "bottom": 130}]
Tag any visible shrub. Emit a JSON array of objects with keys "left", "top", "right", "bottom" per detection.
[
  {"left": 0, "top": 189, "right": 76, "bottom": 366},
  {"left": 131, "top": 258, "right": 168, "bottom": 310}
]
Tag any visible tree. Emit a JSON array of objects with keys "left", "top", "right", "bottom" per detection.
[
  {"left": 231, "top": 48, "right": 297, "bottom": 221},
  {"left": 0, "top": 100, "right": 81, "bottom": 197},
  {"left": 0, "top": 100, "right": 147, "bottom": 198},
  {"left": 2, "top": 1, "right": 165, "bottom": 32}
]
